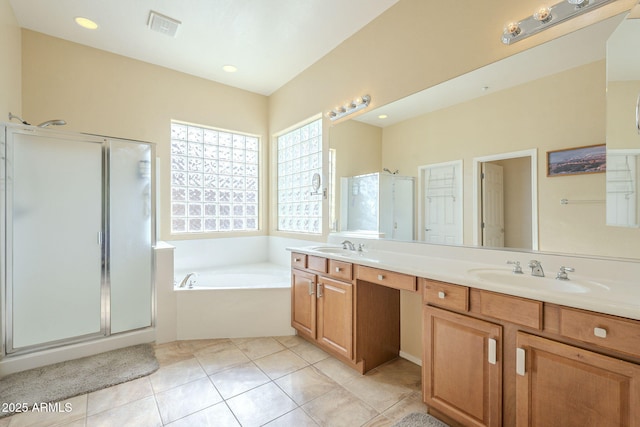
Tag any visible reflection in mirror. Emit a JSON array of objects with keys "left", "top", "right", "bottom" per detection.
[
  {"left": 330, "top": 13, "right": 640, "bottom": 259},
  {"left": 472, "top": 150, "right": 537, "bottom": 251},
  {"left": 339, "top": 173, "right": 415, "bottom": 239},
  {"left": 606, "top": 5, "right": 640, "bottom": 227}
]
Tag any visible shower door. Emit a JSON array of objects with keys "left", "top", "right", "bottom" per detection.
[{"left": 6, "top": 128, "right": 105, "bottom": 352}]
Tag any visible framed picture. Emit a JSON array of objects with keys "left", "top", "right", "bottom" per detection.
[{"left": 547, "top": 144, "right": 606, "bottom": 177}]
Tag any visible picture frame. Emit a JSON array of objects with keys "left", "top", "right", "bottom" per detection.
[{"left": 547, "top": 144, "right": 606, "bottom": 177}]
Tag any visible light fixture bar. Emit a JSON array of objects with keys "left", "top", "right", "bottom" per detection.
[
  {"left": 502, "top": 0, "right": 615, "bottom": 45},
  {"left": 327, "top": 95, "right": 371, "bottom": 121}
]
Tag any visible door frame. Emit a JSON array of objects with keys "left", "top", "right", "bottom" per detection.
[{"left": 472, "top": 149, "right": 538, "bottom": 250}]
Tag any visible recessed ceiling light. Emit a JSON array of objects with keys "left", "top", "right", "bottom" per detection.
[
  {"left": 75, "top": 17, "right": 98, "bottom": 30},
  {"left": 222, "top": 65, "right": 238, "bottom": 73},
  {"left": 378, "top": 114, "right": 388, "bottom": 119}
]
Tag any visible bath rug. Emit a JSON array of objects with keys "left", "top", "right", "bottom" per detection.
[
  {"left": 392, "top": 412, "right": 450, "bottom": 427},
  {"left": 0, "top": 343, "right": 158, "bottom": 418}
]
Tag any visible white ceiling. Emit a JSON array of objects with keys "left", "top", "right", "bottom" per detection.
[
  {"left": 356, "top": 13, "right": 627, "bottom": 128},
  {"left": 10, "top": 0, "right": 400, "bottom": 95}
]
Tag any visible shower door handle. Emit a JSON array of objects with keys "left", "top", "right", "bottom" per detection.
[
  {"left": 636, "top": 92, "right": 640, "bottom": 134},
  {"left": 97, "top": 231, "right": 103, "bottom": 246}
]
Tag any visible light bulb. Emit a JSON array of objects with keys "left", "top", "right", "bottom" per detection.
[
  {"left": 505, "top": 22, "right": 521, "bottom": 36},
  {"left": 533, "top": 6, "right": 552, "bottom": 22}
]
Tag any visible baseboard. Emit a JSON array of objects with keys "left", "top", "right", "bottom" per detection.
[{"left": 400, "top": 350, "right": 422, "bottom": 366}]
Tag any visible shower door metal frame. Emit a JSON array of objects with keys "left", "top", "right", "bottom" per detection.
[{"left": 1, "top": 124, "right": 156, "bottom": 357}]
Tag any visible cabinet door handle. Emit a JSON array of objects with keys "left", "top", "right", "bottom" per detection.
[
  {"left": 516, "top": 348, "right": 526, "bottom": 376},
  {"left": 438, "top": 291, "right": 446, "bottom": 299},
  {"left": 317, "top": 283, "right": 323, "bottom": 298},
  {"left": 488, "top": 338, "right": 497, "bottom": 365},
  {"left": 377, "top": 274, "right": 385, "bottom": 280},
  {"left": 594, "top": 327, "right": 607, "bottom": 338},
  {"left": 308, "top": 280, "right": 315, "bottom": 295}
]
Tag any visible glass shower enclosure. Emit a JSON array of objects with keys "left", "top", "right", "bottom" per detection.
[{"left": 1, "top": 124, "right": 155, "bottom": 356}]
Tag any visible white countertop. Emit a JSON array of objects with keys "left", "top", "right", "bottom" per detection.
[{"left": 288, "top": 245, "right": 640, "bottom": 321}]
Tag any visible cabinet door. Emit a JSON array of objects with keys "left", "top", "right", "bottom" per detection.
[
  {"left": 516, "top": 332, "right": 640, "bottom": 427},
  {"left": 291, "top": 269, "right": 316, "bottom": 339},
  {"left": 423, "top": 306, "right": 502, "bottom": 427},
  {"left": 317, "top": 276, "right": 353, "bottom": 360}
]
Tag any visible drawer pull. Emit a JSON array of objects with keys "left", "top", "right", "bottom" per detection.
[
  {"left": 335, "top": 267, "right": 342, "bottom": 272},
  {"left": 516, "top": 348, "right": 526, "bottom": 376},
  {"left": 488, "top": 338, "right": 497, "bottom": 365},
  {"left": 377, "top": 274, "right": 385, "bottom": 280},
  {"left": 594, "top": 327, "right": 607, "bottom": 338},
  {"left": 294, "top": 258, "right": 301, "bottom": 262},
  {"left": 438, "top": 291, "right": 446, "bottom": 299}
]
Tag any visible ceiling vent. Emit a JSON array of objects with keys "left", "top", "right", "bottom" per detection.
[{"left": 147, "top": 11, "right": 181, "bottom": 37}]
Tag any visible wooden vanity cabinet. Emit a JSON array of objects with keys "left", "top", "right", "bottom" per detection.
[
  {"left": 422, "top": 277, "right": 640, "bottom": 427},
  {"left": 515, "top": 332, "right": 640, "bottom": 427},
  {"left": 291, "top": 253, "right": 353, "bottom": 360},
  {"left": 423, "top": 306, "right": 502, "bottom": 427},
  {"left": 290, "top": 252, "right": 406, "bottom": 373}
]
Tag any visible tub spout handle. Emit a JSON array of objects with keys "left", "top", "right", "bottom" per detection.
[{"left": 178, "top": 272, "right": 198, "bottom": 288}]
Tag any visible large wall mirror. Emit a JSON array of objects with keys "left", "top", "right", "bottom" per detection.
[
  {"left": 606, "top": 5, "right": 640, "bottom": 228},
  {"left": 330, "top": 11, "right": 640, "bottom": 260}
]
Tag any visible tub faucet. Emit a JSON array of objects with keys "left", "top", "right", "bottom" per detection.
[
  {"left": 341, "top": 240, "right": 356, "bottom": 251},
  {"left": 528, "top": 260, "right": 544, "bottom": 277},
  {"left": 178, "top": 272, "right": 197, "bottom": 288}
]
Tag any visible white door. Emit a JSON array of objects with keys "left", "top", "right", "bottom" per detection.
[
  {"left": 481, "top": 162, "right": 504, "bottom": 247},
  {"left": 421, "top": 161, "right": 462, "bottom": 244}
]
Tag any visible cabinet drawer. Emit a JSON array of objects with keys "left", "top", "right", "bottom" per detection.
[
  {"left": 558, "top": 307, "right": 640, "bottom": 357},
  {"left": 357, "top": 266, "right": 417, "bottom": 291},
  {"left": 307, "top": 255, "right": 328, "bottom": 273},
  {"left": 328, "top": 259, "right": 353, "bottom": 281},
  {"left": 473, "top": 290, "right": 543, "bottom": 330},
  {"left": 291, "top": 252, "right": 307, "bottom": 269},
  {"left": 423, "top": 279, "right": 469, "bottom": 312}
]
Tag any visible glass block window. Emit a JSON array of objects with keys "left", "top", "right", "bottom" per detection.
[
  {"left": 170, "top": 122, "right": 259, "bottom": 233},
  {"left": 276, "top": 118, "right": 323, "bottom": 234}
]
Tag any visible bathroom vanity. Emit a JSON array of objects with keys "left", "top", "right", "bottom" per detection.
[{"left": 288, "top": 244, "right": 640, "bottom": 427}]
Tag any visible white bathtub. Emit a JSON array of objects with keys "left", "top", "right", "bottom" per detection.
[
  {"left": 175, "top": 263, "right": 290, "bottom": 290},
  {"left": 171, "top": 257, "right": 295, "bottom": 339}
]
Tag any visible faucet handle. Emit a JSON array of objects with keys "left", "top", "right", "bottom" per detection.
[
  {"left": 507, "top": 260, "right": 523, "bottom": 274},
  {"left": 556, "top": 266, "right": 575, "bottom": 280}
]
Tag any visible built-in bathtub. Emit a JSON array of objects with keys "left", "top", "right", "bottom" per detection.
[
  {"left": 175, "top": 263, "right": 290, "bottom": 289},
  {"left": 159, "top": 237, "right": 308, "bottom": 341}
]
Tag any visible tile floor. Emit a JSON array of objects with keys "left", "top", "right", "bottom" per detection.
[{"left": 0, "top": 336, "right": 429, "bottom": 427}]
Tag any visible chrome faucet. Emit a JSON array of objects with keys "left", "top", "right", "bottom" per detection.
[
  {"left": 528, "top": 260, "right": 544, "bottom": 277},
  {"left": 341, "top": 240, "right": 356, "bottom": 251},
  {"left": 507, "top": 260, "right": 523, "bottom": 274},
  {"left": 556, "top": 266, "right": 575, "bottom": 280},
  {"left": 178, "top": 272, "right": 198, "bottom": 288}
]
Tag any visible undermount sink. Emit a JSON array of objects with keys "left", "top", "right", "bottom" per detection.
[
  {"left": 310, "top": 246, "right": 353, "bottom": 255},
  {"left": 466, "top": 268, "right": 610, "bottom": 294}
]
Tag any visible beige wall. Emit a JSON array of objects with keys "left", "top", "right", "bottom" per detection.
[
  {"left": 0, "top": 0, "right": 21, "bottom": 117},
  {"left": 21, "top": 30, "right": 269, "bottom": 241},
  {"left": 329, "top": 120, "right": 382, "bottom": 230}
]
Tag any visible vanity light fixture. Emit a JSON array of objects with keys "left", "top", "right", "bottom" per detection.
[
  {"left": 501, "top": 0, "right": 613, "bottom": 44},
  {"left": 327, "top": 95, "right": 371, "bottom": 121}
]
